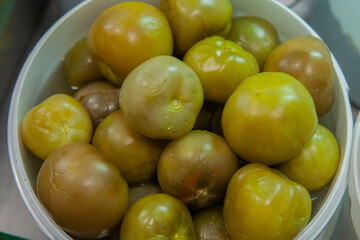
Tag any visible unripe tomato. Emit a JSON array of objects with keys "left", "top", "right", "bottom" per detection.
[
  {"left": 120, "top": 194, "right": 195, "bottom": 239},
  {"left": 119, "top": 56, "right": 203, "bottom": 140},
  {"left": 160, "top": 0, "right": 232, "bottom": 56},
  {"left": 92, "top": 110, "right": 164, "bottom": 184},
  {"left": 276, "top": 124, "right": 340, "bottom": 193},
  {"left": 157, "top": 130, "right": 239, "bottom": 210},
  {"left": 88, "top": 2, "right": 173, "bottom": 86},
  {"left": 183, "top": 36, "right": 259, "bottom": 103},
  {"left": 223, "top": 163, "right": 311, "bottom": 240},
  {"left": 227, "top": 16, "right": 279, "bottom": 70},
  {"left": 222, "top": 72, "right": 317, "bottom": 165},
  {"left": 63, "top": 38, "right": 103, "bottom": 89},
  {"left": 37, "top": 143, "right": 129, "bottom": 239},
  {"left": 21, "top": 94, "right": 92, "bottom": 160},
  {"left": 264, "top": 36, "right": 335, "bottom": 116},
  {"left": 193, "top": 205, "right": 231, "bottom": 240}
]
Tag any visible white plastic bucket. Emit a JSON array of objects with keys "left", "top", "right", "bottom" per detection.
[
  {"left": 349, "top": 114, "right": 360, "bottom": 238},
  {"left": 7, "top": 0, "right": 353, "bottom": 239}
]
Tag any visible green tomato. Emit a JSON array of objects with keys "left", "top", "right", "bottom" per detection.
[
  {"left": 222, "top": 72, "right": 318, "bottom": 165},
  {"left": 264, "top": 36, "right": 335, "bottom": 116},
  {"left": 160, "top": 0, "right": 232, "bottom": 56},
  {"left": 120, "top": 193, "right": 195, "bottom": 240},
  {"left": 88, "top": 2, "right": 173, "bottom": 85},
  {"left": 276, "top": 124, "right": 340, "bottom": 193},
  {"left": 129, "top": 181, "right": 163, "bottom": 207},
  {"left": 63, "top": 38, "right": 103, "bottom": 89},
  {"left": 92, "top": 110, "right": 164, "bottom": 184},
  {"left": 183, "top": 36, "right": 259, "bottom": 103},
  {"left": 223, "top": 163, "right": 311, "bottom": 240},
  {"left": 227, "top": 16, "right": 279, "bottom": 70},
  {"left": 157, "top": 130, "right": 239, "bottom": 210},
  {"left": 37, "top": 143, "right": 129, "bottom": 239},
  {"left": 193, "top": 205, "right": 231, "bottom": 240},
  {"left": 119, "top": 56, "right": 204, "bottom": 140}
]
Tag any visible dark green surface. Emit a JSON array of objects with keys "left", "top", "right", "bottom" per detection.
[
  {"left": 0, "top": 232, "right": 27, "bottom": 240},
  {"left": 0, "top": 0, "right": 17, "bottom": 34}
]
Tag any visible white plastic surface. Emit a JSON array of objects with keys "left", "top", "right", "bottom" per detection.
[
  {"left": 7, "top": 0, "right": 353, "bottom": 239},
  {"left": 349, "top": 114, "right": 360, "bottom": 238}
]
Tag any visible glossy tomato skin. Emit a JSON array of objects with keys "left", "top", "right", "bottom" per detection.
[
  {"left": 264, "top": 36, "right": 335, "bottom": 116},
  {"left": 120, "top": 193, "right": 195, "bottom": 240},
  {"left": 37, "top": 143, "right": 129, "bottom": 239},
  {"left": 64, "top": 38, "right": 103, "bottom": 89},
  {"left": 276, "top": 124, "right": 340, "bottom": 193},
  {"left": 21, "top": 94, "right": 92, "bottom": 160},
  {"left": 157, "top": 130, "right": 239, "bottom": 210},
  {"left": 222, "top": 72, "right": 318, "bottom": 165},
  {"left": 183, "top": 36, "right": 259, "bottom": 103},
  {"left": 92, "top": 110, "right": 164, "bottom": 184},
  {"left": 193, "top": 205, "right": 231, "bottom": 240},
  {"left": 223, "top": 163, "right": 311, "bottom": 240},
  {"left": 160, "top": 0, "right": 232, "bottom": 56},
  {"left": 88, "top": 2, "right": 173, "bottom": 86},
  {"left": 119, "top": 56, "right": 204, "bottom": 140},
  {"left": 74, "top": 81, "right": 119, "bottom": 127},
  {"left": 227, "top": 16, "right": 279, "bottom": 70}
]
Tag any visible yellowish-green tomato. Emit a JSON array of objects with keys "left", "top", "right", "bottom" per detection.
[
  {"left": 63, "top": 38, "right": 103, "bottom": 89},
  {"left": 21, "top": 94, "right": 92, "bottom": 160},
  {"left": 160, "top": 0, "right": 232, "bottom": 56},
  {"left": 223, "top": 163, "right": 312, "bottom": 240},
  {"left": 92, "top": 110, "right": 164, "bottom": 185},
  {"left": 37, "top": 143, "right": 129, "bottom": 239},
  {"left": 120, "top": 193, "right": 196, "bottom": 240},
  {"left": 119, "top": 56, "right": 204, "bottom": 140},
  {"left": 193, "top": 205, "right": 231, "bottom": 240},
  {"left": 183, "top": 36, "right": 259, "bottom": 103},
  {"left": 276, "top": 124, "right": 340, "bottom": 193},
  {"left": 88, "top": 2, "right": 173, "bottom": 86},
  {"left": 227, "top": 16, "right": 280, "bottom": 70},
  {"left": 222, "top": 72, "right": 318, "bottom": 165}
]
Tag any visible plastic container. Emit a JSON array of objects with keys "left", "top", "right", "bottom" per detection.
[
  {"left": 349, "top": 114, "right": 360, "bottom": 238},
  {"left": 7, "top": 0, "right": 353, "bottom": 239}
]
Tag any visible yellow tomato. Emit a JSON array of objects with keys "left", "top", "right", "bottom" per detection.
[
  {"left": 21, "top": 94, "right": 92, "bottom": 160},
  {"left": 160, "top": 0, "right": 232, "bottom": 56},
  {"left": 183, "top": 36, "right": 259, "bottom": 103},
  {"left": 88, "top": 2, "right": 173, "bottom": 86},
  {"left": 221, "top": 72, "right": 318, "bottom": 165},
  {"left": 223, "top": 163, "right": 311, "bottom": 240},
  {"left": 276, "top": 124, "right": 340, "bottom": 193}
]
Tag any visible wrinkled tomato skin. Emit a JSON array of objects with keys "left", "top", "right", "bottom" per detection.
[{"left": 37, "top": 143, "right": 129, "bottom": 239}]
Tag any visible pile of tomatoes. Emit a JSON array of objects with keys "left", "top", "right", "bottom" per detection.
[{"left": 20, "top": 0, "right": 340, "bottom": 239}]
